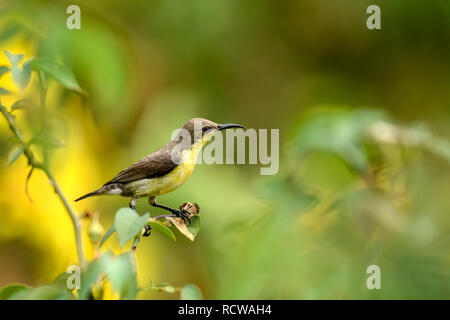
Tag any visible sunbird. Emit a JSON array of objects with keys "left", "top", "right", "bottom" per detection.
[{"left": 75, "top": 118, "right": 244, "bottom": 223}]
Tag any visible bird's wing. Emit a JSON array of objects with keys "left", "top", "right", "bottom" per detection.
[{"left": 104, "top": 146, "right": 179, "bottom": 185}]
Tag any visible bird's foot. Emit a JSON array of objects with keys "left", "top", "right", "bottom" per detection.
[
  {"left": 143, "top": 224, "right": 152, "bottom": 237},
  {"left": 174, "top": 209, "right": 191, "bottom": 225},
  {"left": 129, "top": 197, "right": 139, "bottom": 213}
]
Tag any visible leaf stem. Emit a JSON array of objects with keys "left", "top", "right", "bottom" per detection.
[
  {"left": 152, "top": 214, "right": 177, "bottom": 220},
  {"left": 38, "top": 71, "right": 49, "bottom": 167},
  {"left": 45, "top": 170, "right": 86, "bottom": 268}
]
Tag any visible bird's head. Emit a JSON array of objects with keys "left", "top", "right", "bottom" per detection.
[{"left": 181, "top": 118, "right": 245, "bottom": 145}]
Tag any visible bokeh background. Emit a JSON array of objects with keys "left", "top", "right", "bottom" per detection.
[{"left": 1, "top": 0, "right": 450, "bottom": 299}]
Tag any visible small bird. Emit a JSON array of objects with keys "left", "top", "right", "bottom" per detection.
[{"left": 75, "top": 118, "right": 244, "bottom": 226}]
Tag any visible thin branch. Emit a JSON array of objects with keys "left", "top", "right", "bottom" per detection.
[
  {"left": 0, "top": 103, "right": 86, "bottom": 269},
  {"left": 152, "top": 214, "right": 177, "bottom": 220},
  {"left": 45, "top": 170, "right": 86, "bottom": 269},
  {"left": 140, "top": 282, "right": 181, "bottom": 294},
  {"left": 38, "top": 71, "right": 49, "bottom": 167}
]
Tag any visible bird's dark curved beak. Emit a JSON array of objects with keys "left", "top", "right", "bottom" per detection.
[{"left": 218, "top": 123, "right": 245, "bottom": 130}]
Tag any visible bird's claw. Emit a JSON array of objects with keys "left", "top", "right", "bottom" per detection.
[
  {"left": 143, "top": 224, "right": 152, "bottom": 237},
  {"left": 175, "top": 209, "right": 191, "bottom": 225}
]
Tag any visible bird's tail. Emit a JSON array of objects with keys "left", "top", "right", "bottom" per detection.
[{"left": 75, "top": 189, "right": 102, "bottom": 202}]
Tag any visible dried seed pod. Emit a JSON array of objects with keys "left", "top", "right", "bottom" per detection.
[
  {"left": 179, "top": 202, "right": 200, "bottom": 218},
  {"left": 167, "top": 202, "right": 201, "bottom": 241}
]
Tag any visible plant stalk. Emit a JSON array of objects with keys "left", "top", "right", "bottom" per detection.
[{"left": 0, "top": 101, "right": 86, "bottom": 269}]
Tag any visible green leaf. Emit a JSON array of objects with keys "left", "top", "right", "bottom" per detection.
[
  {"left": 11, "top": 99, "right": 32, "bottom": 111},
  {"left": 114, "top": 208, "right": 149, "bottom": 248},
  {"left": 20, "top": 284, "right": 73, "bottom": 300},
  {"left": 0, "top": 87, "right": 12, "bottom": 95},
  {"left": 148, "top": 282, "right": 178, "bottom": 294},
  {"left": 107, "top": 252, "right": 138, "bottom": 300},
  {"left": 180, "top": 284, "right": 202, "bottom": 300},
  {"left": 30, "top": 58, "right": 83, "bottom": 93},
  {"left": 148, "top": 219, "right": 176, "bottom": 241},
  {"left": 0, "top": 66, "right": 10, "bottom": 78},
  {"left": 79, "top": 252, "right": 138, "bottom": 300},
  {"left": 79, "top": 252, "right": 112, "bottom": 300},
  {"left": 99, "top": 224, "right": 116, "bottom": 248},
  {"left": 5, "top": 50, "right": 23, "bottom": 65},
  {"left": 0, "top": 284, "right": 29, "bottom": 300},
  {"left": 11, "top": 59, "right": 31, "bottom": 90},
  {"left": 5, "top": 51, "right": 31, "bottom": 90},
  {"left": 8, "top": 146, "right": 23, "bottom": 165},
  {"left": 51, "top": 272, "right": 76, "bottom": 294},
  {"left": 3, "top": 283, "right": 74, "bottom": 300},
  {"left": 187, "top": 215, "right": 201, "bottom": 240},
  {"left": 29, "top": 131, "right": 64, "bottom": 149}
]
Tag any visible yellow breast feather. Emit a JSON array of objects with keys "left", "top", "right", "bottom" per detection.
[{"left": 124, "top": 136, "right": 207, "bottom": 197}]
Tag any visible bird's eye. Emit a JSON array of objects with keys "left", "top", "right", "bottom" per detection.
[{"left": 202, "top": 126, "right": 211, "bottom": 132}]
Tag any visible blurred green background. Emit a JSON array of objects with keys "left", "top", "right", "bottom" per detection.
[{"left": 0, "top": 0, "right": 450, "bottom": 299}]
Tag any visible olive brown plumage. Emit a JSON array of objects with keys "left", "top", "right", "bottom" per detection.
[{"left": 75, "top": 118, "right": 244, "bottom": 223}]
